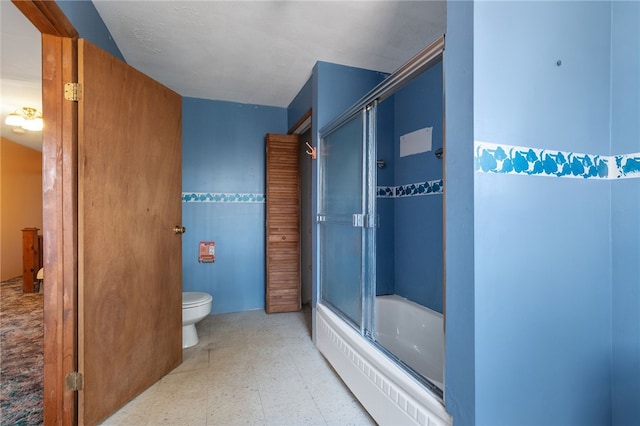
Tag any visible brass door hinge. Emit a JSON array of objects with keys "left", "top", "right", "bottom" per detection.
[
  {"left": 65, "top": 371, "right": 84, "bottom": 391},
  {"left": 64, "top": 82, "right": 82, "bottom": 101}
]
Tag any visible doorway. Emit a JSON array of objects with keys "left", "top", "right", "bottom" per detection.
[
  {"left": 12, "top": 3, "right": 184, "bottom": 424},
  {"left": 299, "top": 127, "right": 313, "bottom": 305},
  {"left": 288, "top": 109, "right": 313, "bottom": 307},
  {"left": 0, "top": 1, "right": 45, "bottom": 424}
]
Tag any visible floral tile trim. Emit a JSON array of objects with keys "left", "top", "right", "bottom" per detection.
[
  {"left": 182, "top": 192, "right": 265, "bottom": 203},
  {"left": 475, "top": 141, "right": 609, "bottom": 179},
  {"left": 377, "top": 179, "right": 444, "bottom": 198},
  {"left": 614, "top": 153, "right": 640, "bottom": 179},
  {"left": 377, "top": 187, "right": 395, "bottom": 198},
  {"left": 475, "top": 141, "right": 640, "bottom": 180}
]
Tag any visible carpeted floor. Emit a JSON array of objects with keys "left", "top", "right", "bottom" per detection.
[{"left": 0, "top": 276, "right": 44, "bottom": 425}]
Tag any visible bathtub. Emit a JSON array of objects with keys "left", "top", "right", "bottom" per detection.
[
  {"left": 376, "top": 295, "right": 444, "bottom": 390},
  {"left": 316, "top": 299, "right": 451, "bottom": 426}
]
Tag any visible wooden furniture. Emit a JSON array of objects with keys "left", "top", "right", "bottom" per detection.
[
  {"left": 265, "top": 134, "right": 301, "bottom": 313},
  {"left": 22, "top": 227, "right": 43, "bottom": 293}
]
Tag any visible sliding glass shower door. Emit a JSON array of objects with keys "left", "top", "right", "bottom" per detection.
[
  {"left": 318, "top": 109, "right": 376, "bottom": 331},
  {"left": 316, "top": 35, "right": 446, "bottom": 398}
]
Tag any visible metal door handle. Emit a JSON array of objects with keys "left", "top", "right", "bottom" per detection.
[{"left": 173, "top": 225, "right": 186, "bottom": 235}]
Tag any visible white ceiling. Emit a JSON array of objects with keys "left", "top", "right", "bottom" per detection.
[
  {"left": 92, "top": 0, "right": 446, "bottom": 108},
  {"left": 0, "top": 1, "right": 446, "bottom": 151},
  {"left": 0, "top": 0, "right": 42, "bottom": 151}
]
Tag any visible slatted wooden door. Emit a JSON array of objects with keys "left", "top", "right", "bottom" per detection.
[{"left": 265, "top": 134, "right": 301, "bottom": 313}]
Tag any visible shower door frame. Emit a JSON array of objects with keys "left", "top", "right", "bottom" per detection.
[
  {"left": 316, "top": 34, "right": 446, "bottom": 391},
  {"left": 317, "top": 107, "right": 377, "bottom": 336}
]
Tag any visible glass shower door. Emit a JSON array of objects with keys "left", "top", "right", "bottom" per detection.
[{"left": 318, "top": 111, "right": 369, "bottom": 329}]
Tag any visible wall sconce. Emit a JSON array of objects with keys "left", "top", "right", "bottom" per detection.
[{"left": 5, "top": 107, "right": 43, "bottom": 132}]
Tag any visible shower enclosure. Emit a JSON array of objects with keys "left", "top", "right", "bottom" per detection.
[{"left": 316, "top": 36, "right": 448, "bottom": 425}]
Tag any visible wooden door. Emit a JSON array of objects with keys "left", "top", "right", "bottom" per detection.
[
  {"left": 265, "top": 134, "right": 301, "bottom": 313},
  {"left": 77, "top": 39, "right": 183, "bottom": 424}
]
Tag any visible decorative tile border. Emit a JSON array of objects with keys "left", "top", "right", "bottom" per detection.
[
  {"left": 377, "top": 179, "right": 444, "bottom": 198},
  {"left": 182, "top": 146, "right": 640, "bottom": 204},
  {"left": 475, "top": 141, "right": 640, "bottom": 179},
  {"left": 183, "top": 181, "right": 445, "bottom": 203},
  {"left": 377, "top": 187, "right": 395, "bottom": 198},
  {"left": 182, "top": 192, "right": 265, "bottom": 203},
  {"left": 614, "top": 153, "right": 640, "bottom": 178}
]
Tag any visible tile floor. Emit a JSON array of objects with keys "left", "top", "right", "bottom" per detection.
[{"left": 101, "top": 307, "right": 376, "bottom": 425}]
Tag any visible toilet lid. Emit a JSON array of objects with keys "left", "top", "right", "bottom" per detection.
[{"left": 182, "top": 292, "right": 213, "bottom": 308}]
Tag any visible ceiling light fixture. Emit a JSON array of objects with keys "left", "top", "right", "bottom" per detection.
[{"left": 5, "top": 107, "right": 43, "bottom": 132}]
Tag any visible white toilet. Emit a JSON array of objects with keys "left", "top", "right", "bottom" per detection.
[{"left": 182, "top": 292, "right": 213, "bottom": 348}]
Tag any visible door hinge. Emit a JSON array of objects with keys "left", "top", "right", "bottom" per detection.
[
  {"left": 64, "top": 82, "right": 82, "bottom": 101},
  {"left": 65, "top": 371, "right": 84, "bottom": 391}
]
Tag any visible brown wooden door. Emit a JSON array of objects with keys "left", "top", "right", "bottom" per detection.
[
  {"left": 41, "top": 32, "right": 79, "bottom": 426},
  {"left": 265, "top": 134, "right": 301, "bottom": 313},
  {"left": 77, "top": 39, "right": 183, "bottom": 424}
]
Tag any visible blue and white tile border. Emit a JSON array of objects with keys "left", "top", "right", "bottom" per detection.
[
  {"left": 614, "top": 153, "right": 640, "bottom": 178},
  {"left": 184, "top": 181, "right": 444, "bottom": 203},
  {"left": 182, "top": 144, "right": 640, "bottom": 203},
  {"left": 377, "top": 179, "right": 444, "bottom": 198},
  {"left": 475, "top": 141, "right": 640, "bottom": 179},
  {"left": 182, "top": 192, "right": 265, "bottom": 203}
]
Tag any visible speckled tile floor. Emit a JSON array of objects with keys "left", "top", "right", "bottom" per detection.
[{"left": 101, "top": 307, "right": 375, "bottom": 426}]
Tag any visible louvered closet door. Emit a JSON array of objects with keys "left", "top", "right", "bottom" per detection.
[{"left": 266, "top": 134, "right": 301, "bottom": 313}]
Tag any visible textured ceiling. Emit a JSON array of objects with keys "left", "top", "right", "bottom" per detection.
[
  {"left": 0, "top": 1, "right": 42, "bottom": 151},
  {"left": 92, "top": 0, "right": 447, "bottom": 108},
  {"left": 0, "top": 1, "right": 446, "bottom": 151}
]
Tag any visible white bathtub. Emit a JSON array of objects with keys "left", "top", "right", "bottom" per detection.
[
  {"left": 376, "top": 295, "right": 444, "bottom": 390},
  {"left": 316, "top": 300, "right": 451, "bottom": 426}
]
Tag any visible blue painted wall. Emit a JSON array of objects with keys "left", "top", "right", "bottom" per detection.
[
  {"left": 473, "top": 1, "right": 612, "bottom": 424},
  {"left": 463, "top": 1, "right": 640, "bottom": 424},
  {"left": 393, "top": 62, "right": 443, "bottom": 312},
  {"left": 287, "top": 76, "right": 312, "bottom": 130},
  {"left": 611, "top": 1, "right": 640, "bottom": 424},
  {"left": 313, "top": 61, "right": 388, "bottom": 132},
  {"left": 443, "top": 1, "right": 475, "bottom": 423},
  {"left": 375, "top": 62, "right": 444, "bottom": 313},
  {"left": 56, "top": 0, "right": 124, "bottom": 61},
  {"left": 375, "top": 97, "right": 396, "bottom": 296},
  {"left": 182, "top": 98, "right": 287, "bottom": 314}
]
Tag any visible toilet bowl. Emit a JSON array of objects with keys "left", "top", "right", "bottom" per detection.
[{"left": 182, "top": 292, "right": 213, "bottom": 348}]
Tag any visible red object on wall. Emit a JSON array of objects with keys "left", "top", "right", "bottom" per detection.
[{"left": 198, "top": 241, "right": 215, "bottom": 263}]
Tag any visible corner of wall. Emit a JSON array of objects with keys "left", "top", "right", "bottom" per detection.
[
  {"left": 56, "top": 0, "right": 125, "bottom": 61},
  {"left": 287, "top": 76, "right": 313, "bottom": 130},
  {"left": 443, "top": 0, "right": 476, "bottom": 424}
]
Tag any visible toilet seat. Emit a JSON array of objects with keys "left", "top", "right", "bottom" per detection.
[{"left": 182, "top": 292, "right": 213, "bottom": 308}]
